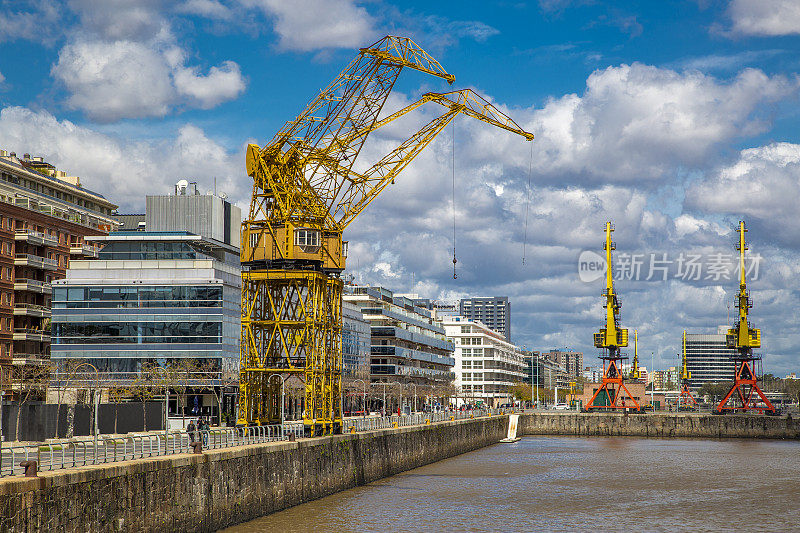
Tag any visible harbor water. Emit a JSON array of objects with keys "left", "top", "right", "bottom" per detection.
[{"left": 222, "top": 436, "right": 800, "bottom": 532}]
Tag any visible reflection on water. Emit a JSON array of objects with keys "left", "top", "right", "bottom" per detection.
[{"left": 222, "top": 437, "right": 800, "bottom": 532}]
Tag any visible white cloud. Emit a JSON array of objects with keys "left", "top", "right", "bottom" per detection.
[
  {"left": 173, "top": 60, "right": 247, "bottom": 108},
  {"left": 51, "top": 2, "right": 247, "bottom": 122},
  {"left": 176, "top": 0, "right": 233, "bottom": 20},
  {"left": 243, "top": 0, "right": 377, "bottom": 51},
  {"left": 518, "top": 63, "right": 796, "bottom": 184},
  {"left": 0, "top": 0, "right": 62, "bottom": 44},
  {"left": 685, "top": 142, "right": 800, "bottom": 247},
  {"left": 52, "top": 40, "right": 176, "bottom": 122},
  {"left": 68, "top": 0, "right": 166, "bottom": 41},
  {"left": 0, "top": 106, "right": 248, "bottom": 211},
  {"left": 727, "top": 0, "right": 800, "bottom": 36}
]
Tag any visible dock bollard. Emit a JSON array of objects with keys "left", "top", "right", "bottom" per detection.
[
  {"left": 350, "top": 426, "right": 355, "bottom": 434},
  {"left": 191, "top": 441, "right": 203, "bottom": 454},
  {"left": 425, "top": 419, "right": 430, "bottom": 425},
  {"left": 20, "top": 460, "right": 37, "bottom": 477}
]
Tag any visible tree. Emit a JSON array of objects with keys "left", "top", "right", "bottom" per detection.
[
  {"left": 12, "top": 363, "right": 50, "bottom": 441},
  {"left": 132, "top": 363, "right": 159, "bottom": 431},
  {"left": 699, "top": 382, "right": 732, "bottom": 403},
  {"left": 511, "top": 382, "right": 532, "bottom": 402},
  {"left": 51, "top": 358, "right": 86, "bottom": 438}
]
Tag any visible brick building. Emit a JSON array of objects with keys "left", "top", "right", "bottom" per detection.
[{"left": 0, "top": 150, "right": 117, "bottom": 390}]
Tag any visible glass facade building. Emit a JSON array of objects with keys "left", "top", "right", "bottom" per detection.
[
  {"left": 51, "top": 232, "right": 241, "bottom": 380},
  {"left": 686, "top": 327, "right": 738, "bottom": 390}
]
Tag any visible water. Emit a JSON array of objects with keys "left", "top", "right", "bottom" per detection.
[{"left": 223, "top": 436, "right": 800, "bottom": 532}]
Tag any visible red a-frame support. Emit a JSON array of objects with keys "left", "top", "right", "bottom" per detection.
[
  {"left": 715, "top": 359, "right": 776, "bottom": 414},
  {"left": 585, "top": 358, "right": 641, "bottom": 412}
]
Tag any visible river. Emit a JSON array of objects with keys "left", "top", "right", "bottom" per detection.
[{"left": 222, "top": 436, "right": 800, "bottom": 532}]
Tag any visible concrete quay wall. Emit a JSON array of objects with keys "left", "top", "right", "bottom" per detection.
[
  {"left": 0, "top": 416, "right": 508, "bottom": 532},
  {"left": 519, "top": 412, "right": 800, "bottom": 439}
]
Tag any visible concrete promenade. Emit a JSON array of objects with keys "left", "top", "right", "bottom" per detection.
[{"left": 0, "top": 412, "right": 797, "bottom": 532}]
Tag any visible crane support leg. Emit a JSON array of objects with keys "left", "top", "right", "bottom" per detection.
[
  {"left": 715, "top": 360, "right": 776, "bottom": 415},
  {"left": 238, "top": 269, "right": 342, "bottom": 435},
  {"left": 585, "top": 359, "right": 641, "bottom": 412}
]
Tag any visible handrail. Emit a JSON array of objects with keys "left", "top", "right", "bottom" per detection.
[{"left": 0, "top": 410, "right": 503, "bottom": 477}]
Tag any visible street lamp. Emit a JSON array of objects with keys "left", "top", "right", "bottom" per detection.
[{"left": 352, "top": 379, "right": 368, "bottom": 418}]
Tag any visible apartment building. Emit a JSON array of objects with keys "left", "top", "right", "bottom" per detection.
[
  {"left": 343, "top": 286, "right": 455, "bottom": 389},
  {"left": 0, "top": 150, "right": 117, "bottom": 385},
  {"left": 442, "top": 316, "right": 526, "bottom": 407}
]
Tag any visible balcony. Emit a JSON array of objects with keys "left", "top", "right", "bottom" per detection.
[
  {"left": 14, "top": 254, "right": 58, "bottom": 271},
  {"left": 14, "top": 229, "right": 58, "bottom": 247},
  {"left": 13, "top": 278, "right": 52, "bottom": 294},
  {"left": 13, "top": 303, "right": 50, "bottom": 318},
  {"left": 12, "top": 329, "right": 51, "bottom": 342},
  {"left": 69, "top": 244, "right": 98, "bottom": 258}
]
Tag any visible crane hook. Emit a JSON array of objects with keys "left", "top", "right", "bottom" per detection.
[{"left": 452, "top": 255, "right": 458, "bottom": 279}]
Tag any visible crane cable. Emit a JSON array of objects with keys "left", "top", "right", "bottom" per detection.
[
  {"left": 522, "top": 141, "right": 533, "bottom": 266},
  {"left": 452, "top": 118, "right": 458, "bottom": 279}
]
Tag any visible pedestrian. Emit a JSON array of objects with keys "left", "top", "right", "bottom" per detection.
[
  {"left": 187, "top": 419, "right": 197, "bottom": 444},
  {"left": 200, "top": 418, "right": 209, "bottom": 446}
]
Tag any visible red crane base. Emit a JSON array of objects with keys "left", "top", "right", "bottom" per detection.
[
  {"left": 585, "top": 359, "right": 641, "bottom": 412},
  {"left": 677, "top": 383, "right": 698, "bottom": 411},
  {"left": 715, "top": 360, "right": 776, "bottom": 415}
]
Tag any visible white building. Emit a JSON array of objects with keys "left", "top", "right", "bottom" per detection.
[{"left": 442, "top": 316, "right": 526, "bottom": 407}]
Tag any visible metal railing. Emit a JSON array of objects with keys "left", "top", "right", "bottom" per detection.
[
  {"left": 0, "top": 410, "right": 503, "bottom": 477},
  {"left": 0, "top": 422, "right": 305, "bottom": 477}
]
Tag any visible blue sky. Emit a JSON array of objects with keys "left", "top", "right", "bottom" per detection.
[{"left": 1, "top": 0, "right": 800, "bottom": 374}]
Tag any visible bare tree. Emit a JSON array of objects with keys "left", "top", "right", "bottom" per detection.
[
  {"left": 132, "top": 363, "right": 158, "bottom": 431},
  {"left": 12, "top": 363, "right": 50, "bottom": 441},
  {"left": 51, "top": 358, "right": 86, "bottom": 438}
]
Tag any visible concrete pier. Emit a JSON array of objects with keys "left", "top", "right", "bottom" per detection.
[
  {"left": 0, "top": 412, "right": 797, "bottom": 532},
  {"left": 518, "top": 411, "right": 800, "bottom": 439}
]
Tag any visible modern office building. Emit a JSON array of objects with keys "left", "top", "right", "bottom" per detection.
[
  {"left": 522, "top": 351, "right": 569, "bottom": 389},
  {"left": 51, "top": 187, "right": 241, "bottom": 398},
  {"left": 342, "top": 301, "right": 370, "bottom": 377},
  {"left": 542, "top": 349, "right": 584, "bottom": 380},
  {"left": 685, "top": 327, "right": 737, "bottom": 389},
  {"left": 343, "top": 286, "right": 455, "bottom": 391},
  {"left": 0, "top": 150, "right": 117, "bottom": 386},
  {"left": 442, "top": 316, "right": 526, "bottom": 407},
  {"left": 458, "top": 296, "right": 510, "bottom": 341}
]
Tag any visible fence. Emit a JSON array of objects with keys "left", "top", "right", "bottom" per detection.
[{"left": 0, "top": 409, "right": 508, "bottom": 477}]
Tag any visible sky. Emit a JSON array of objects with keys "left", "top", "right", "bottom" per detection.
[{"left": 1, "top": 0, "right": 800, "bottom": 374}]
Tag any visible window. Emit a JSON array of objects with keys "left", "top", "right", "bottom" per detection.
[
  {"left": 460, "top": 325, "right": 471, "bottom": 334},
  {"left": 462, "top": 360, "right": 472, "bottom": 369},
  {"left": 249, "top": 232, "right": 259, "bottom": 250},
  {"left": 294, "top": 228, "right": 320, "bottom": 248}
]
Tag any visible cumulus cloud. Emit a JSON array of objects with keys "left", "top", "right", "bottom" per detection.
[
  {"left": 726, "top": 0, "right": 800, "bottom": 36},
  {"left": 173, "top": 60, "right": 247, "bottom": 109},
  {"left": 0, "top": 106, "right": 248, "bottom": 211},
  {"left": 508, "top": 63, "right": 796, "bottom": 184},
  {"left": 52, "top": 40, "right": 175, "bottom": 122},
  {"left": 243, "top": 0, "right": 377, "bottom": 51},
  {"left": 68, "top": 0, "right": 166, "bottom": 41},
  {"left": 176, "top": 0, "right": 233, "bottom": 20},
  {"left": 50, "top": 0, "right": 247, "bottom": 121},
  {"left": 0, "top": 0, "right": 62, "bottom": 44},
  {"left": 685, "top": 142, "right": 800, "bottom": 247}
]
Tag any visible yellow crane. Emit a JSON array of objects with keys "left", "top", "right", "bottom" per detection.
[
  {"left": 239, "top": 35, "right": 533, "bottom": 435},
  {"left": 678, "top": 330, "right": 698, "bottom": 410},
  {"left": 585, "top": 222, "right": 640, "bottom": 412},
  {"left": 630, "top": 329, "right": 640, "bottom": 381},
  {"left": 715, "top": 221, "right": 775, "bottom": 414}
]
